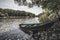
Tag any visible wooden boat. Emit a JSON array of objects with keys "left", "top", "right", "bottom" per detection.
[{"left": 19, "top": 21, "right": 55, "bottom": 34}]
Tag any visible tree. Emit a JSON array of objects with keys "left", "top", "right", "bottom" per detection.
[
  {"left": 14, "top": 0, "right": 60, "bottom": 18},
  {"left": 14, "top": 0, "right": 59, "bottom": 8},
  {"left": 0, "top": 8, "right": 35, "bottom": 18}
]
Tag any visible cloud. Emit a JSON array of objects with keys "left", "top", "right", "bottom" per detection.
[{"left": 0, "top": 0, "right": 43, "bottom": 15}]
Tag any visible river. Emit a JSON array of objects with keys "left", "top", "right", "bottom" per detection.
[{"left": 0, "top": 17, "right": 40, "bottom": 40}]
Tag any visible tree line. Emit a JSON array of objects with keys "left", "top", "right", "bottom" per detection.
[{"left": 0, "top": 8, "right": 35, "bottom": 18}]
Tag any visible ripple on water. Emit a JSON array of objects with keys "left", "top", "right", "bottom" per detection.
[{"left": 0, "top": 18, "right": 39, "bottom": 40}]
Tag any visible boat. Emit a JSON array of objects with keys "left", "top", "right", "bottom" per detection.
[{"left": 19, "top": 21, "right": 55, "bottom": 34}]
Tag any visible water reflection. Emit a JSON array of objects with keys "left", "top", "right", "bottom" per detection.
[{"left": 0, "top": 17, "right": 39, "bottom": 40}]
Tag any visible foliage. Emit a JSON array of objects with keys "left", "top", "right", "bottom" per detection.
[
  {"left": 0, "top": 8, "right": 35, "bottom": 18},
  {"left": 38, "top": 8, "right": 60, "bottom": 23},
  {"left": 14, "top": 0, "right": 60, "bottom": 10},
  {"left": 38, "top": 12, "right": 50, "bottom": 23},
  {"left": 14, "top": 0, "right": 60, "bottom": 17},
  {"left": 14, "top": 0, "right": 60, "bottom": 22}
]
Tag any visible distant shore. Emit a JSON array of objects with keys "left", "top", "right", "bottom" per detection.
[{"left": 0, "top": 16, "right": 35, "bottom": 19}]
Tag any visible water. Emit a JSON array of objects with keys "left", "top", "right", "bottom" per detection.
[{"left": 0, "top": 17, "right": 40, "bottom": 40}]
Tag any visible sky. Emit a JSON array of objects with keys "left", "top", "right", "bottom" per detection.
[{"left": 0, "top": 0, "right": 44, "bottom": 15}]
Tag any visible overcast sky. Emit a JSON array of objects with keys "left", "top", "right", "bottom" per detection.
[{"left": 0, "top": 0, "right": 44, "bottom": 15}]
